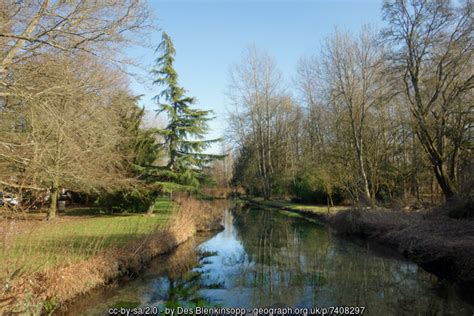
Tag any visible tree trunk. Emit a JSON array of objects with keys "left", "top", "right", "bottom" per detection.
[
  {"left": 348, "top": 105, "right": 372, "bottom": 206},
  {"left": 433, "top": 163, "right": 455, "bottom": 201},
  {"left": 147, "top": 200, "right": 156, "bottom": 215},
  {"left": 48, "top": 186, "right": 58, "bottom": 220},
  {"left": 358, "top": 154, "right": 372, "bottom": 204},
  {"left": 354, "top": 139, "right": 371, "bottom": 205}
]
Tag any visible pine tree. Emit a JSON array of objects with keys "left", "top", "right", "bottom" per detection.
[{"left": 151, "top": 32, "right": 222, "bottom": 192}]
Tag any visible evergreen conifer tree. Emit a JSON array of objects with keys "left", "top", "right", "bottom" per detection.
[{"left": 151, "top": 32, "right": 222, "bottom": 192}]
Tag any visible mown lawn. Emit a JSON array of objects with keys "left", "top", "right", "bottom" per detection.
[
  {"left": 0, "top": 198, "right": 174, "bottom": 273},
  {"left": 249, "top": 197, "right": 349, "bottom": 214}
]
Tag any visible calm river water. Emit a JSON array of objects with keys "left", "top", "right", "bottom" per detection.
[{"left": 64, "top": 205, "right": 473, "bottom": 315}]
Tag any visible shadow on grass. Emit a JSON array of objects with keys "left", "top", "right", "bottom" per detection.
[
  {"left": 63, "top": 206, "right": 173, "bottom": 218},
  {"left": 63, "top": 207, "right": 110, "bottom": 217}
]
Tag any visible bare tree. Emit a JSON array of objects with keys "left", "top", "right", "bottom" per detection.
[
  {"left": 296, "top": 56, "right": 328, "bottom": 162},
  {"left": 227, "top": 46, "right": 284, "bottom": 199},
  {"left": 0, "top": 52, "right": 137, "bottom": 218},
  {"left": 383, "top": 0, "right": 473, "bottom": 200},
  {"left": 320, "top": 28, "right": 390, "bottom": 204},
  {"left": 0, "top": 0, "right": 151, "bottom": 77}
]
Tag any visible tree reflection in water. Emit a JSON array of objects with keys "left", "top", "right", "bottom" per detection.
[{"left": 196, "top": 206, "right": 472, "bottom": 315}]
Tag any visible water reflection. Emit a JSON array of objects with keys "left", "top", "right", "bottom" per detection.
[
  {"left": 197, "top": 207, "right": 472, "bottom": 315},
  {"left": 64, "top": 206, "right": 473, "bottom": 316}
]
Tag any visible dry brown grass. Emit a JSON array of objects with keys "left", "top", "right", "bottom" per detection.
[
  {"left": 330, "top": 208, "right": 422, "bottom": 237},
  {"left": 200, "top": 187, "right": 230, "bottom": 199},
  {"left": 0, "top": 197, "right": 223, "bottom": 315}
]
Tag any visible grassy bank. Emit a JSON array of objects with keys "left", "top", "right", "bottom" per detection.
[
  {"left": 1, "top": 206, "right": 173, "bottom": 273},
  {"left": 244, "top": 197, "right": 348, "bottom": 220},
  {"left": 245, "top": 197, "right": 474, "bottom": 300},
  {"left": 0, "top": 198, "right": 224, "bottom": 315}
]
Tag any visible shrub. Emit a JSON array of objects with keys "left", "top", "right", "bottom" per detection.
[
  {"left": 291, "top": 172, "right": 343, "bottom": 204},
  {"left": 95, "top": 187, "right": 160, "bottom": 213}
]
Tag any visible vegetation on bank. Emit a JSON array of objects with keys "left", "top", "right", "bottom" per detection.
[
  {"left": 246, "top": 197, "right": 348, "bottom": 215},
  {"left": 0, "top": 198, "right": 224, "bottom": 315}
]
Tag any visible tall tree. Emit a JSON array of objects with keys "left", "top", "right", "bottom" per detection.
[
  {"left": 151, "top": 32, "right": 221, "bottom": 192},
  {"left": 227, "top": 46, "right": 285, "bottom": 199},
  {"left": 383, "top": 0, "right": 473, "bottom": 200},
  {"left": 321, "top": 28, "right": 390, "bottom": 204}
]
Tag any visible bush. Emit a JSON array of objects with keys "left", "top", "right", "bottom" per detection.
[
  {"left": 96, "top": 189, "right": 155, "bottom": 213},
  {"left": 290, "top": 172, "right": 343, "bottom": 204}
]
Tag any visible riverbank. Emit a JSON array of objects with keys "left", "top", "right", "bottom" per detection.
[
  {"left": 244, "top": 198, "right": 474, "bottom": 302},
  {"left": 243, "top": 197, "right": 348, "bottom": 221},
  {"left": 61, "top": 204, "right": 474, "bottom": 315},
  {"left": 0, "top": 198, "right": 224, "bottom": 315}
]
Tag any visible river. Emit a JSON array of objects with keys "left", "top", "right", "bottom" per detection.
[{"left": 64, "top": 204, "right": 474, "bottom": 315}]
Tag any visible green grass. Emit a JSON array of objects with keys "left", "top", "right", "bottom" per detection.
[
  {"left": 1, "top": 197, "right": 175, "bottom": 273},
  {"left": 153, "top": 197, "right": 174, "bottom": 213},
  {"left": 249, "top": 197, "right": 349, "bottom": 214}
]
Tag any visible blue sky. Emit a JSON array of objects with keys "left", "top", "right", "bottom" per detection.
[{"left": 130, "top": 0, "right": 384, "bottom": 153}]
